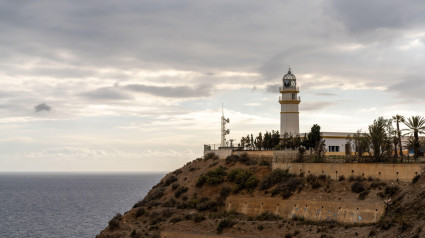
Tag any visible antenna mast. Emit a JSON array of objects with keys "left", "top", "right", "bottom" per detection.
[{"left": 221, "top": 103, "right": 230, "bottom": 147}]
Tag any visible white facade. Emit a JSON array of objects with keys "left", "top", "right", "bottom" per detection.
[{"left": 279, "top": 68, "right": 300, "bottom": 137}]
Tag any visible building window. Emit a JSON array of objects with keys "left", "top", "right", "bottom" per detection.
[
  {"left": 328, "top": 146, "right": 340, "bottom": 152},
  {"left": 292, "top": 93, "right": 296, "bottom": 100}
]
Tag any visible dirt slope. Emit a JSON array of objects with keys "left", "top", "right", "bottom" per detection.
[{"left": 96, "top": 155, "right": 423, "bottom": 238}]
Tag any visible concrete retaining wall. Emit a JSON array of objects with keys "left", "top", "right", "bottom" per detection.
[
  {"left": 273, "top": 162, "right": 425, "bottom": 182},
  {"left": 204, "top": 149, "right": 233, "bottom": 160},
  {"left": 225, "top": 196, "right": 384, "bottom": 224}
]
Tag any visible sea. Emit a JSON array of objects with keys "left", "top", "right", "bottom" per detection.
[{"left": 0, "top": 172, "right": 165, "bottom": 238}]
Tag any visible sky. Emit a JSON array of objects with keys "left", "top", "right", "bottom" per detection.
[{"left": 1, "top": 0, "right": 425, "bottom": 172}]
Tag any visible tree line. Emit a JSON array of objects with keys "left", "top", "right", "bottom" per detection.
[{"left": 351, "top": 115, "right": 425, "bottom": 162}]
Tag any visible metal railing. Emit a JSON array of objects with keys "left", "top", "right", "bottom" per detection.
[
  {"left": 279, "top": 86, "right": 299, "bottom": 92},
  {"left": 279, "top": 96, "right": 301, "bottom": 101}
]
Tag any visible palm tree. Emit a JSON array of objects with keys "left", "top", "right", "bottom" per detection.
[
  {"left": 392, "top": 114, "right": 405, "bottom": 160},
  {"left": 403, "top": 116, "right": 425, "bottom": 160}
]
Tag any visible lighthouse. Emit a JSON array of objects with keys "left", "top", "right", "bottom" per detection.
[{"left": 279, "top": 68, "right": 300, "bottom": 137}]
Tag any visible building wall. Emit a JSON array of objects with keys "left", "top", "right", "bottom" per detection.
[
  {"left": 225, "top": 196, "right": 384, "bottom": 224},
  {"left": 273, "top": 162, "right": 424, "bottom": 182}
]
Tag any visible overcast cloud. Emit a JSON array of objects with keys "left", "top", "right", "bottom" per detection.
[{"left": 1, "top": 0, "right": 425, "bottom": 171}]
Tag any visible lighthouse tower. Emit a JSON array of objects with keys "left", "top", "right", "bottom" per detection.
[{"left": 279, "top": 68, "right": 300, "bottom": 137}]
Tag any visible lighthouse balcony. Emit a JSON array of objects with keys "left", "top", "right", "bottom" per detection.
[
  {"left": 279, "top": 96, "right": 301, "bottom": 104},
  {"left": 279, "top": 86, "right": 299, "bottom": 93}
]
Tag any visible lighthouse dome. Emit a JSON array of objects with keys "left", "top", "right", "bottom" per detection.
[{"left": 283, "top": 68, "right": 296, "bottom": 80}]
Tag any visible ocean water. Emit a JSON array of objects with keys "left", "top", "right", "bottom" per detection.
[{"left": 0, "top": 172, "right": 165, "bottom": 238}]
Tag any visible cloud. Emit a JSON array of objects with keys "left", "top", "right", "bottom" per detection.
[
  {"left": 266, "top": 84, "right": 280, "bottom": 93},
  {"left": 387, "top": 76, "right": 425, "bottom": 100},
  {"left": 327, "top": 0, "right": 425, "bottom": 33},
  {"left": 81, "top": 87, "right": 133, "bottom": 100},
  {"left": 124, "top": 84, "right": 213, "bottom": 98},
  {"left": 315, "top": 92, "right": 336, "bottom": 96},
  {"left": 34, "top": 103, "right": 51, "bottom": 112},
  {"left": 301, "top": 101, "right": 336, "bottom": 111}
]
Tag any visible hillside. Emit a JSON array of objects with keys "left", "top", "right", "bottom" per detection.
[{"left": 96, "top": 154, "right": 424, "bottom": 238}]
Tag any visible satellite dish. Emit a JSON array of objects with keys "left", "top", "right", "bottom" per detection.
[
  {"left": 226, "top": 129, "right": 230, "bottom": 134},
  {"left": 226, "top": 118, "right": 230, "bottom": 123}
]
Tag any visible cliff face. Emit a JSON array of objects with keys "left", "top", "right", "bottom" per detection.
[{"left": 96, "top": 154, "right": 424, "bottom": 238}]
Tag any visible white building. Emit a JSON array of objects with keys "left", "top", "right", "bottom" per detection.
[{"left": 278, "top": 69, "right": 408, "bottom": 156}]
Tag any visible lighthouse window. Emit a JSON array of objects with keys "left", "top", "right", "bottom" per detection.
[{"left": 292, "top": 93, "right": 296, "bottom": 99}]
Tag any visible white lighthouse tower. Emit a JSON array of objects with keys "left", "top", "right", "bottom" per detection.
[{"left": 279, "top": 68, "right": 300, "bottom": 137}]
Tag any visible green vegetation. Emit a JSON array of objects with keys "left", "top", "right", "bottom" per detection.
[
  {"left": 351, "top": 181, "right": 366, "bottom": 193},
  {"left": 225, "top": 153, "right": 257, "bottom": 165},
  {"left": 261, "top": 169, "right": 294, "bottom": 190},
  {"left": 216, "top": 219, "right": 235, "bottom": 234},
  {"left": 240, "top": 131, "right": 280, "bottom": 150},
  {"left": 196, "top": 166, "right": 227, "bottom": 187},
  {"left": 174, "top": 186, "right": 188, "bottom": 198},
  {"left": 135, "top": 207, "right": 145, "bottom": 217},
  {"left": 204, "top": 152, "right": 219, "bottom": 161},
  {"left": 227, "top": 168, "right": 259, "bottom": 192},
  {"left": 255, "top": 211, "right": 282, "bottom": 221},
  {"left": 412, "top": 174, "right": 421, "bottom": 184},
  {"left": 163, "top": 175, "right": 178, "bottom": 187},
  {"left": 108, "top": 213, "right": 123, "bottom": 230},
  {"left": 133, "top": 187, "right": 165, "bottom": 207}
]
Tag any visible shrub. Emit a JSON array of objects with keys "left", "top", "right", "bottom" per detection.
[
  {"left": 358, "top": 190, "right": 369, "bottom": 200},
  {"left": 338, "top": 175, "right": 345, "bottom": 181},
  {"left": 351, "top": 181, "right": 366, "bottom": 193},
  {"left": 162, "top": 198, "right": 177, "bottom": 207},
  {"left": 204, "top": 152, "right": 219, "bottom": 161},
  {"left": 271, "top": 177, "right": 304, "bottom": 198},
  {"left": 311, "top": 181, "right": 321, "bottom": 189},
  {"left": 306, "top": 174, "right": 317, "bottom": 182},
  {"left": 370, "top": 182, "right": 387, "bottom": 189},
  {"left": 171, "top": 183, "right": 179, "bottom": 190},
  {"left": 108, "top": 213, "right": 123, "bottom": 230},
  {"left": 135, "top": 208, "right": 145, "bottom": 217},
  {"left": 228, "top": 168, "right": 259, "bottom": 192},
  {"left": 385, "top": 186, "right": 399, "bottom": 197},
  {"left": 170, "top": 215, "right": 182, "bottom": 223},
  {"left": 349, "top": 175, "right": 363, "bottom": 182},
  {"left": 220, "top": 187, "right": 232, "bottom": 201},
  {"left": 133, "top": 187, "right": 165, "bottom": 207},
  {"left": 174, "top": 186, "right": 188, "bottom": 198},
  {"left": 239, "top": 153, "right": 256, "bottom": 165},
  {"left": 256, "top": 211, "right": 281, "bottom": 221},
  {"left": 196, "top": 166, "right": 227, "bottom": 187},
  {"left": 164, "top": 175, "right": 178, "bottom": 186},
  {"left": 193, "top": 213, "right": 206, "bottom": 223},
  {"left": 197, "top": 199, "right": 219, "bottom": 212},
  {"left": 259, "top": 159, "right": 270, "bottom": 166},
  {"left": 318, "top": 174, "right": 328, "bottom": 181},
  {"left": 412, "top": 175, "right": 421, "bottom": 184},
  {"left": 257, "top": 224, "right": 264, "bottom": 230},
  {"left": 216, "top": 219, "right": 235, "bottom": 234},
  {"left": 189, "top": 167, "right": 196, "bottom": 172},
  {"left": 225, "top": 154, "right": 256, "bottom": 165},
  {"left": 261, "top": 169, "right": 294, "bottom": 190}
]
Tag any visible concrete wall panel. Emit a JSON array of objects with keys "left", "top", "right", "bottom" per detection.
[
  {"left": 273, "top": 162, "right": 425, "bottom": 182},
  {"left": 225, "top": 196, "right": 384, "bottom": 224}
]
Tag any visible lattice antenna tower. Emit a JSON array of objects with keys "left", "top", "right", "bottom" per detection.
[{"left": 221, "top": 103, "right": 230, "bottom": 147}]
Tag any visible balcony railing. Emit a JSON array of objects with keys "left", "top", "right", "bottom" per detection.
[
  {"left": 279, "top": 86, "right": 299, "bottom": 92},
  {"left": 279, "top": 96, "right": 301, "bottom": 101}
]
